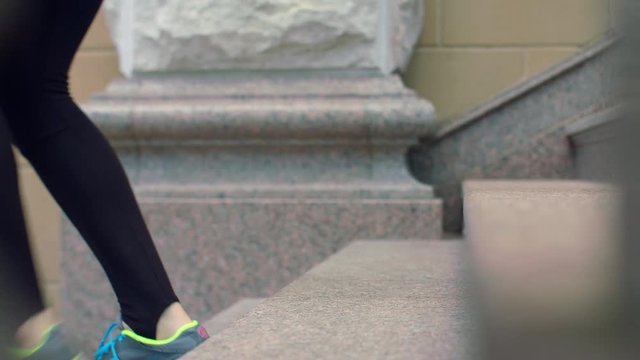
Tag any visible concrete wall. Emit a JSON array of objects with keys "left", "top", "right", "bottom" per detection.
[
  {"left": 20, "top": 1, "right": 611, "bottom": 313},
  {"left": 404, "top": 0, "right": 612, "bottom": 120}
]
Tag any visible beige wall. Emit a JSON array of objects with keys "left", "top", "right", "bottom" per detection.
[
  {"left": 20, "top": 1, "right": 611, "bottom": 313},
  {"left": 18, "top": 8, "right": 120, "bottom": 313},
  {"left": 405, "top": 0, "right": 612, "bottom": 120}
]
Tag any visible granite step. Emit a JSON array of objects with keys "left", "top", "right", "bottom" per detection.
[
  {"left": 184, "top": 240, "right": 468, "bottom": 360},
  {"left": 204, "top": 298, "right": 266, "bottom": 334}
]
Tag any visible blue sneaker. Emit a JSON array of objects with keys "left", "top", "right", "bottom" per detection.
[
  {"left": 8, "top": 324, "right": 83, "bottom": 360},
  {"left": 94, "top": 320, "right": 209, "bottom": 360}
]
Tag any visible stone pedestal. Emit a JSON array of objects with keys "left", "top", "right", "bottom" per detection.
[{"left": 61, "top": 0, "right": 439, "bottom": 351}]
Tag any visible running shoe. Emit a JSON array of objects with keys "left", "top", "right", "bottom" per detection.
[{"left": 94, "top": 320, "right": 209, "bottom": 360}]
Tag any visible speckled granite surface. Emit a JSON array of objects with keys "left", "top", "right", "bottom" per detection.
[
  {"left": 83, "top": 74, "right": 437, "bottom": 186},
  {"left": 409, "top": 38, "right": 616, "bottom": 232},
  {"left": 184, "top": 240, "right": 470, "bottom": 360},
  {"left": 61, "top": 195, "right": 442, "bottom": 352},
  {"left": 204, "top": 298, "right": 265, "bottom": 334},
  {"left": 61, "top": 73, "right": 440, "bottom": 352}
]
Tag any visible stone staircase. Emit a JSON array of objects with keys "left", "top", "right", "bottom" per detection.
[
  {"left": 179, "top": 179, "right": 622, "bottom": 359},
  {"left": 409, "top": 36, "right": 616, "bottom": 232},
  {"left": 58, "top": 36, "right": 624, "bottom": 357},
  {"left": 186, "top": 240, "right": 469, "bottom": 360},
  {"left": 171, "top": 39, "right": 621, "bottom": 358}
]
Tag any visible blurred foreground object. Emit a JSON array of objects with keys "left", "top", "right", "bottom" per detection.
[
  {"left": 618, "top": 92, "right": 640, "bottom": 359},
  {"left": 464, "top": 181, "right": 635, "bottom": 360},
  {"left": 0, "top": 0, "right": 31, "bottom": 352},
  {"left": 618, "top": 0, "right": 640, "bottom": 354}
]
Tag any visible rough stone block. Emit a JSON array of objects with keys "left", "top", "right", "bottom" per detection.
[{"left": 104, "top": 0, "right": 425, "bottom": 75}]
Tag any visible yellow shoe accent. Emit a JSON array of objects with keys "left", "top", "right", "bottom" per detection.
[{"left": 121, "top": 321, "right": 199, "bottom": 346}]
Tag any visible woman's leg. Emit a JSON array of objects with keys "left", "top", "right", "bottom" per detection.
[
  {"left": 1, "top": 0, "right": 189, "bottom": 339},
  {"left": 0, "top": 112, "right": 46, "bottom": 350}
]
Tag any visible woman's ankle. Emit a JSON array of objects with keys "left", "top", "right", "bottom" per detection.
[
  {"left": 155, "top": 302, "right": 193, "bottom": 340},
  {"left": 14, "top": 308, "right": 57, "bottom": 349}
]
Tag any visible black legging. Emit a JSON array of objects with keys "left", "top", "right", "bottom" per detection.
[{"left": 0, "top": 0, "right": 178, "bottom": 340}]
